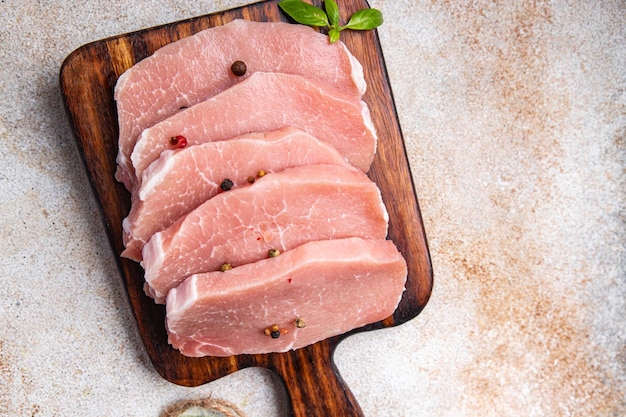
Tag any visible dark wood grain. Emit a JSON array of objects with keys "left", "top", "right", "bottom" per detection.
[{"left": 59, "top": 1, "right": 432, "bottom": 415}]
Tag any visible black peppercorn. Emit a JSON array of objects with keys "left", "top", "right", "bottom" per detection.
[
  {"left": 230, "top": 60, "right": 247, "bottom": 76},
  {"left": 265, "top": 324, "right": 284, "bottom": 339},
  {"left": 220, "top": 178, "right": 234, "bottom": 191}
]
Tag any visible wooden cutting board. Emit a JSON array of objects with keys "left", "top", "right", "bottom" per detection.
[{"left": 59, "top": 1, "right": 433, "bottom": 415}]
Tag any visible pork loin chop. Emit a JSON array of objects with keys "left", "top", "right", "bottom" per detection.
[
  {"left": 129, "top": 72, "right": 377, "bottom": 185},
  {"left": 115, "top": 19, "right": 366, "bottom": 190},
  {"left": 121, "top": 127, "right": 352, "bottom": 261},
  {"left": 166, "top": 237, "right": 407, "bottom": 357},
  {"left": 142, "top": 164, "right": 389, "bottom": 303}
]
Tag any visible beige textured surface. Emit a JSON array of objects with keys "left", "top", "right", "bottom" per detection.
[{"left": 0, "top": 1, "right": 624, "bottom": 416}]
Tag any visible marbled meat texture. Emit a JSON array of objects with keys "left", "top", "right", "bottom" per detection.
[
  {"left": 166, "top": 237, "right": 407, "bottom": 357},
  {"left": 129, "top": 72, "right": 377, "bottom": 184},
  {"left": 114, "top": 19, "right": 366, "bottom": 190},
  {"left": 142, "top": 164, "right": 389, "bottom": 303},
  {"left": 121, "top": 127, "right": 352, "bottom": 261}
]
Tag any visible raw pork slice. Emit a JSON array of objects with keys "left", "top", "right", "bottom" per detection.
[
  {"left": 121, "top": 127, "right": 352, "bottom": 261},
  {"left": 166, "top": 237, "right": 407, "bottom": 357},
  {"left": 130, "top": 72, "right": 377, "bottom": 184},
  {"left": 115, "top": 19, "right": 366, "bottom": 190},
  {"left": 142, "top": 164, "right": 389, "bottom": 303}
]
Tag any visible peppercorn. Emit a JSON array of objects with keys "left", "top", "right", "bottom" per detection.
[
  {"left": 257, "top": 169, "right": 266, "bottom": 178},
  {"left": 169, "top": 135, "right": 188, "bottom": 148},
  {"left": 220, "top": 263, "right": 232, "bottom": 272},
  {"left": 264, "top": 323, "right": 289, "bottom": 338},
  {"left": 247, "top": 176, "right": 255, "bottom": 184},
  {"left": 295, "top": 318, "right": 306, "bottom": 329},
  {"left": 264, "top": 324, "right": 281, "bottom": 339},
  {"left": 220, "top": 178, "right": 234, "bottom": 191},
  {"left": 230, "top": 60, "right": 247, "bottom": 76},
  {"left": 268, "top": 249, "right": 280, "bottom": 258}
]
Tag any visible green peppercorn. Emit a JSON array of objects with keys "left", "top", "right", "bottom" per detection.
[{"left": 220, "top": 263, "right": 232, "bottom": 272}]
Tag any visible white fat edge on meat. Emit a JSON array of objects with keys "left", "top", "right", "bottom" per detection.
[
  {"left": 342, "top": 42, "right": 367, "bottom": 96},
  {"left": 137, "top": 149, "right": 179, "bottom": 200},
  {"left": 165, "top": 275, "right": 199, "bottom": 322},
  {"left": 121, "top": 217, "right": 141, "bottom": 248},
  {"left": 199, "top": 342, "right": 237, "bottom": 358},
  {"left": 114, "top": 153, "right": 133, "bottom": 190},
  {"left": 140, "top": 232, "right": 166, "bottom": 289},
  {"left": 375, "top": 185, "right": 391, "bottom": 227},
  {"left": 360, "top": 100, "right": 378, "bottom": 153}
]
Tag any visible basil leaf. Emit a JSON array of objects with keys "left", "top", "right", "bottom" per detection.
[
  {"left": 341, "top": 8, "right": 383, "bottom": 31},
  {"left": 328, "top": 27, "right": 341, "bottom": 43},
  {"left": 324, "top": 0, "right": 340, "bottom": 27},
  {"left": 278, "top": 0, "right": 329, "bottom": 28}
]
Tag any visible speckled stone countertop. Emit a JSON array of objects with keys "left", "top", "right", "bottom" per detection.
[{"left": 1, "top": 1, "right": 625, "bottom": 416}]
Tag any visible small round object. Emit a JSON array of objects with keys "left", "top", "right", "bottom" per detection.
[
  {"left": 169, "top": 135, "right": 187, "bottom": 148},
  {"left": 230, "top": 60, "right": 247, "bottom": 76},
  {"left": 220, "top": 178, "right": 234, "bottom": 191}
]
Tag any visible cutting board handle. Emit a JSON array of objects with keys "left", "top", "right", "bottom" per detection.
[{"left": 269, "top": 341, "right": 364, "bottom": 417}]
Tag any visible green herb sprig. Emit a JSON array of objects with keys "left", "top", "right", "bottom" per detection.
[{"left": 278, "top": 0, "right": 383, "bottom": 43}]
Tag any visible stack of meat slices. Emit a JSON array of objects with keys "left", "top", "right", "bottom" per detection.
[{"left": 115, "top": 19, "right": 407, "bottom": 357}]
